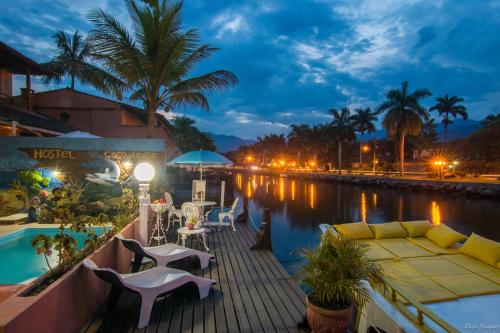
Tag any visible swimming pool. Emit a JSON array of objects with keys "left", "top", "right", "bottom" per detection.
[{"left": 0, "top": 227, "right": 105, "bottom": 285}]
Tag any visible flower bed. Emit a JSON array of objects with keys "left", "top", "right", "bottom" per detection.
[{"left": 0, "top": 219, "right": 140, "bottom": 333}]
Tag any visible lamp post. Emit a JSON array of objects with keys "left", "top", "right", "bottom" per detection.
[{"left": 134, "top": 162, "right": 155, "bottom": 245}]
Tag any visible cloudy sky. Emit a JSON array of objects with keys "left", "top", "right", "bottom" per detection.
[{"left": 1, "top": 0, "right": 499, "bottom": 139}]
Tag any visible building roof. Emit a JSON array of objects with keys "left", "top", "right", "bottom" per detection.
[
  {"left": 0, "top": 103, "right": 75, "bottom": 134},
  {"left": 34, "top": 88, "right": 174, "bottom": 132},
  {"left": 0, "top": 42, "right": 54, "bottom": 75}
]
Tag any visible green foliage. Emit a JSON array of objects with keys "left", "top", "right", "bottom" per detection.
[
  {"left": 172, "top": 116, "right": 216, "bottom": 152},
  {"left": 43, "top": 30, "right": 123, "bottom": 94},
  {"left": 300, "top": 230, "right": 386, "bottom": 310},
  {"left": 87, "top": 0, "right": 237, "bottom": 136},
  {"left": 31, "top": 235, "right": 54, "bottom": 272},
  {"left": 430, "top": 94, "right": 467, "bottom": 143},
  {"left": 378, "top": 81, "right": 432, "bottom": 174}
]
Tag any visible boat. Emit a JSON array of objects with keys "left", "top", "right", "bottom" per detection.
[{"left": 318, "top": 222, "right": 500, "bottom": 333}]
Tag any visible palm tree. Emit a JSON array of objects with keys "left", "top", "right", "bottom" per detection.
[
  {"left": 172, "top": 116, "right": 215, "bottom": 152},
  {"left": 87, "top": 0, "right": 238, "bottom": 137},
  {"left": 378, "top": 81, "right": 431, "bottom": 175},
  {"left": 287, "top": 124, "right": 313, "bottom": 165},
  {"left": 329, "top": 107, "right": 355, "bottom": 174},
  {"left": 352, "top": 107, "right": 378, "bottom": 165},
  {"left": 43, "top": 31, "right": 122, "bottom": 95},
  {"left": 430, "top": 94, "right": 468, "bottom": 144}
]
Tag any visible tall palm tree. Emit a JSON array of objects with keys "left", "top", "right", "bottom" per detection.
[
  {"left": 430, "top": 94, "right": 468, "bottom": 144},
  {"left": 287, "top": 124, "right": 312, "bottom": 165},
  {"left": 329, "top": 107, "right": 355, "bottom": 174},
  {"left": 87, "top": 0, "right": 238, "bottom": 137},
  {"left": 352, "top": 107, "right": 378, "bottom": 165},
  {"left": 43, "top": 31, "right": 122, "bottom": 95},
  {"left": 378, "top": 81, "right": 431, "bottom": 175}
]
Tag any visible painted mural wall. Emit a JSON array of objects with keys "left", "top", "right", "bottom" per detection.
[{"left": 0, "top": 137, "right": 166, "bottom": 220}]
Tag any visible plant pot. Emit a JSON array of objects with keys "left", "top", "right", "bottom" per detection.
[
  {"left": 306, "top": 295, "right": 353, "bottom": 333},
  {"left": 188, "top": 224, "right": 194, "bottom": 230}
]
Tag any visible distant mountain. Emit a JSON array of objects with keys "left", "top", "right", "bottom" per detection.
[
  {"left": 211, "top": 134, "right": 256, "bottom": 153},
  {"left": 359, "top": 118, "right": 482, "bottom": 142}
]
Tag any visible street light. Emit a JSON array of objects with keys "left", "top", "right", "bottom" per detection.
[{"left": 134, "top": 162, "right": 155, "bottom": 245}]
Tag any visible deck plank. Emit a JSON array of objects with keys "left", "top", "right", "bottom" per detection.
[{"left": 80, "top": 222, "right": 306, "bottom": 333}]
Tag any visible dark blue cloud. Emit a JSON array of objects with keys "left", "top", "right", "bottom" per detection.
[{"left": 1, "top": 0, "right": 499, "bottom": 139}]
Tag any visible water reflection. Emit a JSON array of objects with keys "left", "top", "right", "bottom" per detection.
[
  {"left": 233, "top": 173, "right": 500, "bottom": 270},
  {"left": 309, "top": 183, "right": 315, "bottom": 209},
  {"left": 431, "top": 201, "right": 441, "bottom": 225},
  {"left": 361, "top": 192, "right": 367, "bottom": 223}
]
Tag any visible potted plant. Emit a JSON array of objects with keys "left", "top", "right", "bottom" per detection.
[
  {"left": 300, "top": 230, "right": 386, "bottom": 333},
  {"left": 187, "top": 217, "right": 197, "bottom": 230}
]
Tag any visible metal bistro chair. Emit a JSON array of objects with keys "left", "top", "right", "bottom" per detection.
[
  {"left": 165, "top": 192, "right": 183, "bottom": 231},
  {"left": 218, "top": 197, "right": 239, "bottom": 231}
]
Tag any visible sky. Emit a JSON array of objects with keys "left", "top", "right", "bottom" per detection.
[{"left": 1, "top": 0, "right": 500, "bottom": 139}]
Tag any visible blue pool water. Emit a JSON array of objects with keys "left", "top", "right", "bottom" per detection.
[{"left": 0, "top": 227, "right": 105, "bottom": 284}]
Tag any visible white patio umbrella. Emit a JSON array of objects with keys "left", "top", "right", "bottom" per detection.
[
  {"left": 167, "top": 150, "right": 233, "bottom": 180},
  {"left": 58, "top": 131, "right": 101, "bottom": 138}
]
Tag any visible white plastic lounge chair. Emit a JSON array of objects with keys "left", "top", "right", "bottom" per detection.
[
  {"left": 116, "top": 234, "right": 214, "bottom": 272},
  {"left": 83, "top": 259, "right": 216, "bottom": 329},
  {"left": 164, "top": 192, "right": 183, "bottom": 230},
  {"left": 218, "top": 198, "right": 239, "bottom": 231}
]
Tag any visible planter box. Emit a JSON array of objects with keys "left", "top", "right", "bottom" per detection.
[{"left": 0, "top": 219, "right": 141, "bottom": 333}]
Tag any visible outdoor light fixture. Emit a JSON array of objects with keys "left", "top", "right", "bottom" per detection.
[
  {"left": 134, "top": 162, "right": 155, "bottom": 245},
  {"left": 123, "top": 160, "right": 133, "bottom": 170},
  {"left": 362, "top": 145, "right": 370, "bottom": 153},
  {"left": 52, "top": 170, "right": 62, "bottom": 179},
  {"left": 134, "top": 162, "right": 155, "bottom": 182}
]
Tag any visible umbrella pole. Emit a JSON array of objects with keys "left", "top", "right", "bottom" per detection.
[{"left": 200, "top": 163, "right": 203, "bottom": 181}]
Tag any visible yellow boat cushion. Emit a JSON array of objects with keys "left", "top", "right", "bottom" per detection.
[
  {"left": 426, "top": 224, "right": 467, "bottom": 248},
  {"left": 407, "top": 237, "right": 459, "bottom": 255},
  {"left": 379, "top": 259, "right": 424, "bottom": 279},
  {"left": 405, "top": 257, "right": 470, "bottom": 276},
  {"left": 388, "top": 276, "right": 458, "bottom": 304},
  {"left": 430, "top": 274, "right": 500, "bottom": 297},
  {"left": 459, "top": 233, "right": 500, "bottom": 266},
  {"left": 375, "top": 238, "right": 434, "bottom": 258},
  {"left": 357, "top": 240, "right": 395, "bottom": 260},
  {"left": 334, "top": 222, "right": 374, "bottom": 240},
  {"left": 400, "top": 220, "right": 432, "bottom": 238},
  {"left": 478, "top": 271, "right": 500, "bottom": 285},
  {"left": 369, "top": 222, "right": 408, "bottom": 239},
  {"left": 442, "top": 254, "right": 499, "bottom": 274}
]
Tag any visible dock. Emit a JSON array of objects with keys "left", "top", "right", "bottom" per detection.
[{"left": 81, "top": 222, "right": 306, "bottom": 333}]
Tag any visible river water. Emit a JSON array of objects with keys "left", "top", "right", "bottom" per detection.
[{"left": 231, "top": 172, "right": 500, "bottom": 272}]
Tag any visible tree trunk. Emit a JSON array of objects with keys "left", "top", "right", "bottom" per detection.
[
  {"left": 359, "top": 132, "right": 364, "bottom": 165},
  {"left": 399, "top": 132, "right": 405, "bottom": 176},
  {"left": 147, "top": 105, "right": 156, "bottom": 138},
  {"left": 338, "top": 141, "right": 342, "bottom": 174},
  {"left": 70, "top": 75, "right": 75, "bottom": 90},
  {"left": 443, "top": 123, "right": 448, "bottom": 145}
]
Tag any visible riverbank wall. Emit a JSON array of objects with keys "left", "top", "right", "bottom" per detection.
[{"left": 232, "top": 169, "right": 500, "bottom": 198}]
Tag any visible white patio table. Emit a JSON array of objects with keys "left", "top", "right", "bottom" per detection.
[{"left": 176, "top": 226, "right": 210, "bottom": 251}]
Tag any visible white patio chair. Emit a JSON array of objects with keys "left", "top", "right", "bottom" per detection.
[
  {"left": 83, "top": 259, "right": 216, "bottom": 329},
  {"left": 192, "top": 180, "right": 206, "bottom": 202},
  {"left": 116, "top": 234, "right": 214, "bottom": 272},
  {"left": 164, "top": 192, "right": 183, "bottom": 231},
  {"left": 182, "top": 202, "right": 202, "bottom": 226},
  {"left": 218, "top": 198, "right": 239, "bottom": 231}
]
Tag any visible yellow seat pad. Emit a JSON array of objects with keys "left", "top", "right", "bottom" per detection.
[
  {"left": 405, "top": 257, "right": 470, "bottom": 276},
  {"left": 430, "top": 274, "right": 500, "bottom": 297},
  {"left": 379, "top": 259, "right": 425, "bottom": 279},
  {"left": 357, "top": 240, "right": 396, "bottom": 260},
  {"left": 388, "top": 276, "right": 458, "bottom": 304},
  {"left": 478, "top": 271, "right": 500, "bottom": 285},
  {"left": 374, "top": 238, "right": 434, "bottom": 258},
  {"left": 407, "top": 237, "right": 460, "bottom": 255},
  {"left": 442, "top": 254, "right": 499, "bottom": 273}
]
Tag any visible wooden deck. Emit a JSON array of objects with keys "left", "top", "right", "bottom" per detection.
[{"left": 81, "top": 222, "right": 306, "bottom": 333}]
